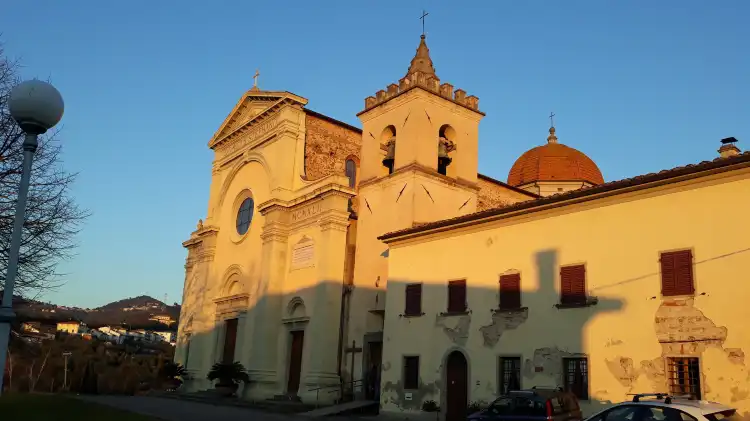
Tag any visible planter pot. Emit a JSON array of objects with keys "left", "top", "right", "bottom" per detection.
[
  {"left": 215, "top": 382, "right": 238, "bottom": 397},
  {"left": 165, "top": 379, "right": 183, "bottom": 391}
]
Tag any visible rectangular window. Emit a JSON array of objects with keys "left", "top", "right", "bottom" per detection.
[
  {"left": 447, "top": 279, "right": 467, "bottom": 313},
  {"left": 403, "top": 356, "right": 420, "bottom": 390},
  {"left": 404, "top": 284, "right": 422, "bottom": 316},
  {"left": 660, "top": 250, "right": 695, "bottom": 297},
  {"left": 667, "top": 357, "right": 701, "bottom": 400},
  {"left": 499, "top": 274, "right": 521, "bottom": 310},
  {"left": 560, "top": 265, "right": 587, "bottom": 305},
  {"left": 562, "top": 357, "right": 589, "bottom": 400},
  {"left": 498, "top": 356, "right": 522, "bottom": 394}
]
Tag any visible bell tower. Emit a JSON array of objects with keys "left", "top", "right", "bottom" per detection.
[
  {"left": 356, "top": 34, "right": 485, "bottom": 223},
  {"left": 345, "top": 33, "right": 486, "bottom": 382}
]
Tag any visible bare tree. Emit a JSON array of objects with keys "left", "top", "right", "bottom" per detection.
[
  {"left": 28, "top": 347, "right": 50, "bottom": 392},
  {"left": 0, "top": 44, "right": 88, "bottom": 297}
]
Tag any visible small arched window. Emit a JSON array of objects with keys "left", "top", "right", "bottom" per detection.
[
  {"left": 236, "top": 197, "right": 255, "bottom": 235},
  {"left": 345, "top": 159, "right": 357, "bottom": 188}
]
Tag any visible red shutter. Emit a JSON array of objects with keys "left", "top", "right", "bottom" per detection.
[
  {"left": 660, "top": 252, "right": 677, "bottom": 296},
  {"left": 560, "top": 265, "right": 586, "bottom": 304},
  {"left": 405, "top": 284, "right": 422, "bottom": 316},
  {"left": 661, "top": 250, "right": 694, "bottom": 296},
  {"left": 499, "top": 274, "right": 521, "bottom": 310},
  {"left": 447, "top": 279, "right": 467, "bottom": 313}
]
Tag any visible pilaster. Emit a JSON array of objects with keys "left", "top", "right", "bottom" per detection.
[
  {"left": 299, "top": 199, "right": 350, "bottom": 400},
  {"left": 247, "top": 209, "right": 290, "bottom": 395}
]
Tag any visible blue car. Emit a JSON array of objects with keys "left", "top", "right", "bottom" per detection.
[{"left": 468, "top": 388, "right": 583, "bottom": 421}]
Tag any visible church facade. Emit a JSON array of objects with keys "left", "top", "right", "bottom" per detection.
[{"left": 175, "top": 33, "right": 750, "bottom": 419}]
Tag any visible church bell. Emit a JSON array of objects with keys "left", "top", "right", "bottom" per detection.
[
  {"left": 382, "top": 139, "right": 395, "bottom": 171},
  {"left": 438, "top": 139, "right": 452, "bottom": 167}
]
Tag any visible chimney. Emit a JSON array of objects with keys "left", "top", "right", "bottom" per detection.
[{"left": 718, "top": 137, "right": 741, "bottom": 158}]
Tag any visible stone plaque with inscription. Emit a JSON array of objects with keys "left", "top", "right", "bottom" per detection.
[{"left": 291, "top": 236, "right": 315, "bottom": 270}]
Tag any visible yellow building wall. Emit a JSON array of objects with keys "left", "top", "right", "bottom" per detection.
[
  {"left": 382, "top": 168, "right": 750, "bottom": 417},
  {"left": 56, "top": 323, "right": 79, "bottom": 334}
]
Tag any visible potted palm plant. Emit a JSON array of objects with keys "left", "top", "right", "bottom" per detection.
[
  {"left": 206, "top": 361, "right": 250, "bottom": 397},
  {"left": 161, "top": 361, "right": 187, "bottom": 391}
]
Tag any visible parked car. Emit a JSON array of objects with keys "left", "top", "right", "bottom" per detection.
[
  {"left": 584, "top": 393, "right": 741, "bottom": 421},
  {"left": 468, "top": 387, "right": 583, "bottom": 421}
]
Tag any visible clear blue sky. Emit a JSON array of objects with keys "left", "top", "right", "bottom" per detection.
[{"left": 0, "top": 1, "right": 747, "bottom": 308}]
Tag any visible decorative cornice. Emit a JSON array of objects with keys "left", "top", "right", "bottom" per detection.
[
  {"left": 319, "top": 212, "right": 350, "bottom": 233},
  {"left": 182, "top": 225, "right": 219, "bottom": 248},
  {"left": 258, "top": 181, "right": 355, "bottom": 215},
  {"left": 260, "top": 224, "right": 290, "bottom": 244},
  {"left": 358, "top": 161, "right": 480, "bottom": 192},
  {"left": 209, "top": 91, "right": 308, "bottom": 149}
]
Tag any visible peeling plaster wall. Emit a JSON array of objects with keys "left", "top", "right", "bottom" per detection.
[{"left": 381, "top": 171, "right": 750, "bottom": 419}]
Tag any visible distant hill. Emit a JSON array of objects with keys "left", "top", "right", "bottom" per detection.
[{"left": 5, "top": 292, "right": 181, "bottom": 331}]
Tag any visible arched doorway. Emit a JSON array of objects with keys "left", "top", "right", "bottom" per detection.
[{"left": 445, "top": 351, "right": 468, "bottom": 421}]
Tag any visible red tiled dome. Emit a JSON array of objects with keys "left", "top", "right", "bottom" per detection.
[{"left": 507, "top": 128, "right": 604, "bottom": 187}]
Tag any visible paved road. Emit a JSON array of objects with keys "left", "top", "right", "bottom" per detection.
[{"left": 76, "top": 395, "right": 309, "bottom": 421}]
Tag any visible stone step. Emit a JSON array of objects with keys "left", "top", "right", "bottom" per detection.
[
  {"left": 149, "top": 390, "right": 317, "bottom": 413},
  {"left": 303, "top": 400, "right": 379, "bottom": 418}
]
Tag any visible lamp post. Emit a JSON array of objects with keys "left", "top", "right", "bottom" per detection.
[{"left": 0, "top": 80, "right": 64, "bottom": 396}]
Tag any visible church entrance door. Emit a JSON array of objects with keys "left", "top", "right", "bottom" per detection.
[
  {"left": 287, "top": 330, "right": 305, "bottom": 395},
  {"left": 445, "top": 351, "right": 468, "bottom": 421},
  {"left": 222, "top": 318, "right": 238, "bottom": 364}
]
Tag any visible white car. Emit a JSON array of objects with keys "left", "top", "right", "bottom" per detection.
[{"left": 584, "top": 394, "right": 741, "bottom": 421}]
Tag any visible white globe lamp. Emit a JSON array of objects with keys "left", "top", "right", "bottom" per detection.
[{"left": 9, "top": 79, "right": 65, "bottom": 135}]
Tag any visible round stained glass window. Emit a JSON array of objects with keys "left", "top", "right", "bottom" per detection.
[{"left": 236, "top": 197, "right": 254, "bottom": 235}]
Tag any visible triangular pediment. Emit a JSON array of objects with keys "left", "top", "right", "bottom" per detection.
[{"left": 209, "top": 90, "right": 308, "bottom": 149}]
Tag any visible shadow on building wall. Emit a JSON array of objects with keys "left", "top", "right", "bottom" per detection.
[
  {"left": 173, "top": 243, "right": 750, "bottom": 420},
  {"left": 377, "top": 248, "right": 624, "bottom": 421}
]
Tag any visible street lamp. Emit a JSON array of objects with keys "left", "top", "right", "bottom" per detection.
[{"left": 0, "top": 80, "right": 64, "bottom": 396}]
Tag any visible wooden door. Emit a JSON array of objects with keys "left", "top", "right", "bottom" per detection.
[
  {"left": 446, "top": 351, "right": 468, "bottom": 421},
  {"left": 287, "top": 330, "right": 305, "bottom": 394},
  {"left": 222, "top": 318, "right": 238, "bottom": 364}
]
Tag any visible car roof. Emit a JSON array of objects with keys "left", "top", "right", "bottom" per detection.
[
  {"left": 506, "top": 389, "right": 575, "bottom": 400},
  {"left": 614, "top": 399, "right": 735, "bottom": 417}
]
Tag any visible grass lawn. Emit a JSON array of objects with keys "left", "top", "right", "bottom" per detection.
[{"left": 0, "top": 394, "right": 161, "bottom": 420}]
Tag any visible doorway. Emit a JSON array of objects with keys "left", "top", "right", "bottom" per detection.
[
  {"left": 365, "top": 341, "right": 383, "bottom": 400},
  {"left": 445, "top": 351, "right": 468, "bottom": 421},
  {"left": 287, "top": 330, "right": 305, "bottom": 395},
  {"left": 222, "top": 318, "right": 238, "bottom": 364}
]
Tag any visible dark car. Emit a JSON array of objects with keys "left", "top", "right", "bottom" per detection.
[{"left": 468, "top": 388, "right": 583, "bottom": 421}]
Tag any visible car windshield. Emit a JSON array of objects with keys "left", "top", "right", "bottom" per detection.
[
  {"left": 486, "top": 397, "right": 514, "bottom": 416},
  {"left": 705, "top": 410, "right": 741, "bottom": 421}
]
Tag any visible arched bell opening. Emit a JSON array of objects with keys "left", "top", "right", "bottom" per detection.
[
  {"left": 381, "top": 125, "right": 397, "bottom": 175},
  {"left": 438, "top": 124, "right": 456, "bottom": 176}
]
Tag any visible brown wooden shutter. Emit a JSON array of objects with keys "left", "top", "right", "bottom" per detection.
[
  {"left": 405, "top": 284, "right": 422, "bottom": 316},
  {"left": 499, "top": 274, "right": 521, "bottom": 310},
  {"left": 447, "top": 279, "right": 467, "bottom": 312},
  {"left": 560, "top": 265, "right": 586, "bottom": 304},
  {"left": 661, "top": 250, "right": 694, "bottom": 296}
]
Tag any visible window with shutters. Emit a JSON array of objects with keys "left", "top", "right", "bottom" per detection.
[
  {"left": 660, "top": 250, "right": 695, "bottom": 297},
  {"left": 403, "top": 355, "right": 420, "bottom": 390},
  {"left": 404, "top": 283, "right": 423, "bottom": 316},
  {"left": 447, "top": 279, "right": 467, "bottom": 313},
  {"left": 499, "top": 273, "right": 522, "bottom": 310},
  {"left": 562, "top": 357, "right": 589, "bottom": 400},
  {"left": 560, "top": 265, "right": 587, "bottom": 306}
]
